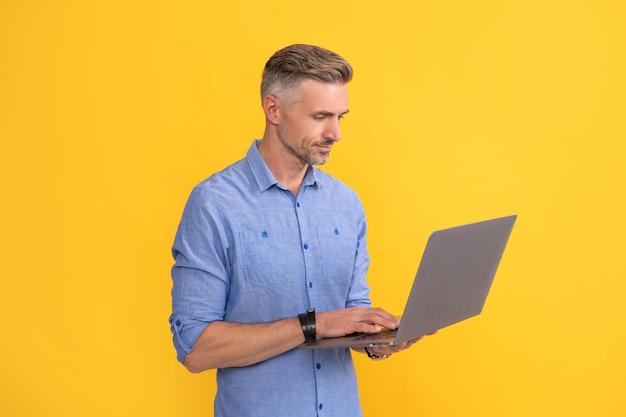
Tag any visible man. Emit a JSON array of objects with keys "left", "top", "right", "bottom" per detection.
[{"left": 170, "top": 44, "right": 426, "bottom": 417}]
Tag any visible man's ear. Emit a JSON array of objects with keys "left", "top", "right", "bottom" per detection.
[{"left": 262, "top": 94, "right": 280, "bottom": 125}]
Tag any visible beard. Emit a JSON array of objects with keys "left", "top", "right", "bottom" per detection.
[{"left": 279, "top": 134, "right": 332, "bottom": 166}]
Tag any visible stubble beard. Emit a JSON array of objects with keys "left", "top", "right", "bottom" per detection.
[{"left": 279, "top": 135, "right": 331, "bottom": 166}]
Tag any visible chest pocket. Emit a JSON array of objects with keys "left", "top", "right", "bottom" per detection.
[
  {"left": 238, "top": 229, "right": 303, "bottom": 289},
  {"left": 316, "top": 225, "right": 357, "bottom": 284}
]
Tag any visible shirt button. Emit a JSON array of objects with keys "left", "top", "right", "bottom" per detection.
[
  {"left": 303, "top": 243, "right": 309, "bottom": 250},
  {"left": 319, "top": 404, "right": 323, "bottom": 410},
  {"left": 309, "top": 281, "right": 313, "bottom": 288},
  {"left": 296, "top": 202, "right": 301, "bottom": 207},
  {"left": 316, "top": 363, "right": 321, "bottom": 369},
  {"left": 175, "top": 320, "right": 181, "bottom": 326}
]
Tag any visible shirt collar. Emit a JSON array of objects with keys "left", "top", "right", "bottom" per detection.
[{"left": 246, "top": 140, "right": 323, "bottom": 192}]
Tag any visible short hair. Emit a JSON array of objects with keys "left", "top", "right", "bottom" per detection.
[{"left": 261, "top": 44, "right": 353, "bottom": 105}]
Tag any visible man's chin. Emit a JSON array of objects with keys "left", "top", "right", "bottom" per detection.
[{"left": 312, "top": 155, "right": 330, "bottom": 166}]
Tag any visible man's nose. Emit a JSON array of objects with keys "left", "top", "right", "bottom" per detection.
[{"left": 324, "top": 118, "right": 342, "bottom": 142}]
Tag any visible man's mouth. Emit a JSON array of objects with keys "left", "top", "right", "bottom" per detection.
[{"left": 316, "top": 141, "right": 334, "bottom": 151}]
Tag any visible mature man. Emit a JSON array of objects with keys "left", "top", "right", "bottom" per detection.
[{"left": 170, "top": 44, "right": 424, "bottom": 417}]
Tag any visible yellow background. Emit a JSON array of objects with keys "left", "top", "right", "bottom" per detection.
[{"left": 1, "top": 1, "right": 625, "bottom": 416}]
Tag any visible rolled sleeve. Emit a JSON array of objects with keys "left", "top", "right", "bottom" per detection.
[
  {"left": 169, "top": 186, "right": 230, "bottom": 364},
  {"left": 169, "top": 314, "right": 208, "bottom": 364}
]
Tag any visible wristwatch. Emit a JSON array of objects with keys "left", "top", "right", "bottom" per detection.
[
  {"left": 298, "top": 308, "right": 316, "bottom": 344},
  {"left": 364, "top": 347, "right": 391, "bottom": 361}
]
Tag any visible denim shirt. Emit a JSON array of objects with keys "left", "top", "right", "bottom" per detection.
[{"left": 170, "top": 140, "right": 371, "bottom": 417}]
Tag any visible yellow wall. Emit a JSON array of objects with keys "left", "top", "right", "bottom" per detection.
[{"left": 1, "top": 1, "right": 625, "bottom": 416}]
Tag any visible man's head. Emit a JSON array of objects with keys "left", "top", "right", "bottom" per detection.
[
  {"left": 261, "top": 44, "right": 353, "bottom": 106},
  {"left": 260, "top": 45, "right": 352, "bottom": 168}
]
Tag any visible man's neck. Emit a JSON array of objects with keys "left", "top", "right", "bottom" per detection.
[{"left": 257, "top": 137, "right": 308, "bottom": 195}]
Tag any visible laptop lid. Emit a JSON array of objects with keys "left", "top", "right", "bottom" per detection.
[{"left": 300, "top": 215, "right": 517, "bottom": 349}]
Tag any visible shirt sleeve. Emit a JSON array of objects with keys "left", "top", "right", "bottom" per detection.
[
  {"left": 169, "top": 186, "right": 230, "bottom": 364},
  {"left": 345, "top": 196, "right": 373, "bottom": 309}
]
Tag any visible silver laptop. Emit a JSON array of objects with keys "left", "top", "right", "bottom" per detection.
[{"left": 300, "top": 215, "right": 517, "bottom": 349}]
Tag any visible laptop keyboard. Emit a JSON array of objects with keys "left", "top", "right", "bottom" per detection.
[{"left": 353, "top": 327, "right": 397, "bottom": 341}]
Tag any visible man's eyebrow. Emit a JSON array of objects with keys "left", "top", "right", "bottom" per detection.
[{"left": 311, "top": 109, "right": 350, "bottom": 116}]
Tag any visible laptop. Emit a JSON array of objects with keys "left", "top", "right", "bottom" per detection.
[{"left": 300, "top": 214, "right": 517, "bottom": 349}]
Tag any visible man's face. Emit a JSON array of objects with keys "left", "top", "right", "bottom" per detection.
[{"left": 276, "top": 79, "right": 349, "bottom": 166}]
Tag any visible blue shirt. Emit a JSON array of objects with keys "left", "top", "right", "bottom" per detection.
[{"left": 170, "top": 140, "right": 372, "bottom": 417}]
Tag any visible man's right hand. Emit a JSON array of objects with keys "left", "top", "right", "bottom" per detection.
[{"left": 315, "top": 306, "right": 399, "bottom": 339}]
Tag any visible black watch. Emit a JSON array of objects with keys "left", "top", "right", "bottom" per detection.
[{"left": 298, "top": 308, "right": 316, "bottom": 344}]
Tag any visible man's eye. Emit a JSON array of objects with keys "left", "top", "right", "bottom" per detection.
[{"left": 311, "top": 114, "right": 346, "bottom": 121}]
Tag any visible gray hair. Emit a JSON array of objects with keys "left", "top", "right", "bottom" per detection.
[{"left": 261, "top": 44, "right": 353, "bottom": 106}]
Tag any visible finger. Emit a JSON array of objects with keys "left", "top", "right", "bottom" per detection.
[
  {"left": 366, "top": 308, "right": 400, "bottom": 329},
  {"left": 353, "top": 321, "right": 383, "bottom": 334}
]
